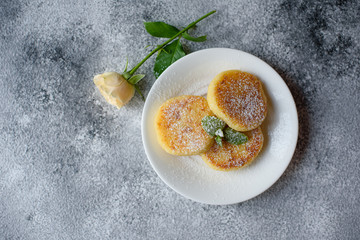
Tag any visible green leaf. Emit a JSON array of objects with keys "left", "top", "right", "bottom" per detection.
[
  {"left": 153, "top": 39, "right": 185, "bottom": 78},
  {"left": 128, "top": 74, "right": 145, "bottom": 84},
  {"left": 224, "top": 127, "right": 248, "bottom": 145},
  {"left": 144, "top": 21, "right": 180, "bottom": 38},
  {"left": 201, "top": 116, "right": 226, "bottom": 137},
  {"left": 134, "top": 84, "right": 145, "bottom": 101},
  {"left": 215, "top": 136, "right": 222, "bottom": 147},
  {"left": 183, "top": 32, "right": 207, "bottom": 42}
]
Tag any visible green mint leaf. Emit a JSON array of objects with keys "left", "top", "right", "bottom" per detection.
[
  {"left": 153, "top": 39, "right": 185, "bottom": 78},
  {"left": 224, "top": 127, "right": 248, "bottom": 145},
  {"left": 215, "top": 136, "right": 223, "bottom": 147},
  {"left": 128, "top": 74, "right": 145, "bottom": 84},
  {"left": 144, "top": 22, "right": 180, "bottom": 38},
  {"left": 134, "top": 84, "right": 145, "bottom": 101},
  {"left": 201, "top": 116, "right": 226, "bottom": 137},
  {"left": 215, "top": 128, "right": 224, "bottom": 137},
  {"left": 183, "top": 32, "right": 207, "bottom": 42}
]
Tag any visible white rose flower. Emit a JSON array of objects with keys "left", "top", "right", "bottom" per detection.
[{"left": 93, "top": 72, "right": 135, "bottom": 109}]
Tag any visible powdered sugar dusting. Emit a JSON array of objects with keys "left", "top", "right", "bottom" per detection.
[
  {"left": 202, "top": 127, "right": 264, "bottom": 170},
  {"left": 156, "top": 96, "right": 213, "bottom": 155},
  {"left": 214, "top": 71, "right": 267, "bottom": 130}
]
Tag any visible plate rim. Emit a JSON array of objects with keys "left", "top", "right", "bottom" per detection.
[{"left": 141, "top": 47, "right": 299, "bottom": 205}]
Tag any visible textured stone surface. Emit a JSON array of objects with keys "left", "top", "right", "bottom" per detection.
[{"left": 1, "top": 0, "right": 359, "bottom": 239}]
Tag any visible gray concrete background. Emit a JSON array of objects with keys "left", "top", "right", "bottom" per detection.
[{"left": 1, "top": 0, "right": 359, "bottom": 239}]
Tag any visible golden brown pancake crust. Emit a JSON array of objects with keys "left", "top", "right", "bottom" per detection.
[
  {"left": 201, "top": 127, "right": 263, "bottom": 171},
  {"left": 155, "top": 95, "right": 215, "bottom": 156},
  {"left": 207, "top": 70, "right": 267, "bottom": 131}
]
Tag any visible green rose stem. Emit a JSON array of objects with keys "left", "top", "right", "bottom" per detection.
[{"left": 126, "top": 10, "right": 216, "bottom": 77}]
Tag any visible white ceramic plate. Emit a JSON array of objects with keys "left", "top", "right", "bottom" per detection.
[{"left": 141, "top": 48, "right": 298, "bottom": 205}]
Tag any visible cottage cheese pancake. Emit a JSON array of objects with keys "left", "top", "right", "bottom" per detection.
[
  {"left": 201, "top": 127, "right": 264, "bottom": 171},
  {"left": 155, "top": 95, "right": 215, "bottom": 156},
  {"left": 207, "top": 70, "right": 267, "bottom": 131}
]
